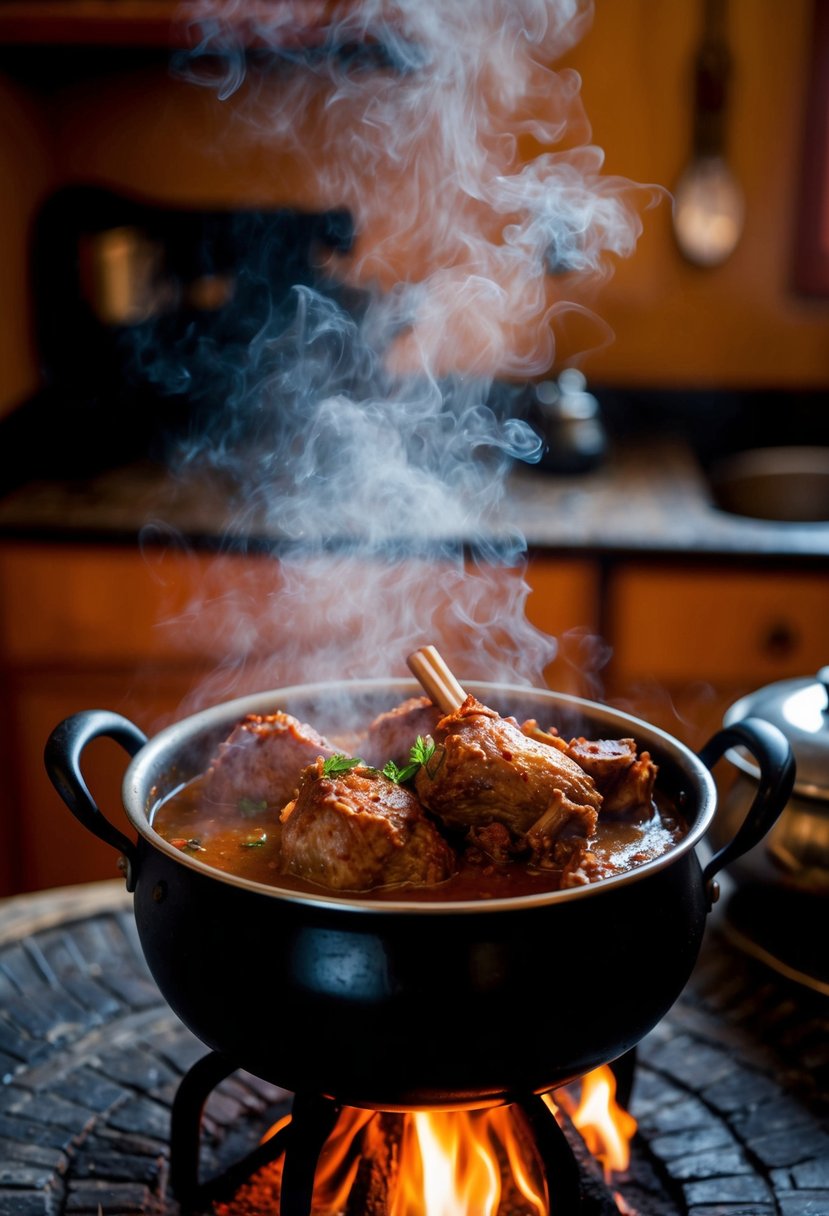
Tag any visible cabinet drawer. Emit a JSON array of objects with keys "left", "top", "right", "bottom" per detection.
[
  {"left": 525, "top": 557, "right": 601, "bottom": 693},
  {"left": 0, "top": 543, "right": 286, "bottom": 665},
  {"left": 609, "top": 564, "right": 829, "bottom": 684},
  {"left": 0, "top": 544, "right": 603, "bottom": 675}
]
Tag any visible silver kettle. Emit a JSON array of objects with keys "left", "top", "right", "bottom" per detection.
[
  {"left": 711, "top": 669, "right": 829, "bottom": 992},
  {"left": 713, "top": 667, "right": 829, "bottom": 896}
]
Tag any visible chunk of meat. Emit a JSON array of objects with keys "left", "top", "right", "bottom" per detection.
[
  {"left": 358, "top": 696, "right": 443, "bottom": 768},
  {"left": 523, "top": 723, "right": 658, "bottom": 819},
  {"left": 565, "top": 737, "right": 658, "bottom": 818},
  {"left": 464, "top": 821, "right": 515, "bottom": 864},
  {"left": 203, "top": 712, "right": 339, "bottom": 813},
  {"left": 415, "top": 695, "right": 601, "bottom": 870},
  {"left": 280, "top": 759, "right": 455, "bottom": 892}
]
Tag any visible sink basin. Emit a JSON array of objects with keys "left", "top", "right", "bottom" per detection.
[{"left": 707, "top": 446, "right": 829, "bottom": 523}]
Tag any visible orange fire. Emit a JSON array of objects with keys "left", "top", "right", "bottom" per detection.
[
  {"left": 549, "top": 1064, "right": 639, "bottom": 1181},
  {"left": 218, "top": 1065, "right": 636, "bottom": 1215},
  {"left": 390, "top": 1108, "right": 546, "bottom": 1216}
]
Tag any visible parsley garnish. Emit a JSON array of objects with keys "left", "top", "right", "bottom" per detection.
[
  {"left": 410, "top": 736, "right": 436, "bottom": 766},
  {"left": 240, "top": 832, "right": 268, "bottom": 849},
  {"left": 322, "top": 754, "right": 364, "bottom": 777},
  {"left": 381, "top": 736, "right": 436, "bottom": 785},
  {"left": 382, "top": 760, "right": 414, "bottom": 784},
  {"left": 320, "top": 739, "right": 437, "bottom": 786}
]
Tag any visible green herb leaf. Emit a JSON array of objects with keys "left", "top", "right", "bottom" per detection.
[
  {"left": 238, "top": 796, "right": 268, "bottom": 817},
  {"left": 322, "top": 754, "right": 364, "bottom": 778},
  {"left": 409, "top": 736, "right": 435, "bottom": 767},
  {"left": 382, "top": 760, "right": 418, "bottom": 784},
  {"left": 241, "top": 832, "right": 268, "bottom": 849},
  {"left": 381, "top": 737, "right": 436, "bottom": 785}
]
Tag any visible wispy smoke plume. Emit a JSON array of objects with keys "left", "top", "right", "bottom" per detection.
[{"left": 150, "top": 0, "right": 653, "bottom": 701}]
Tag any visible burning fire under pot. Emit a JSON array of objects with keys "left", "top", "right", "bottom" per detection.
[{"left": 166, "top": 1054, "right": 638, "bottom": 1214}]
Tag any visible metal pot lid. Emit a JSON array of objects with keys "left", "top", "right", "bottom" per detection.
[{"left": 723, "top": 667, "right": 829, "bottom": 800}]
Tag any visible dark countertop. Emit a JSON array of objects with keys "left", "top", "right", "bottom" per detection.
[{"left": 0, "top": 436, "right": 827, "bottom": 562}]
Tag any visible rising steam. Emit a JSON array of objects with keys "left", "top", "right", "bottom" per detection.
[{"left": 149, "top": 0, "right": 653, "bottom": 703}]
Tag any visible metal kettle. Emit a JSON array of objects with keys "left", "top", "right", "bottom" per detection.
[
  {"left": 713, "top": 668, "right": 829, "bottom": 896},
  {"left": 711, "top": 669, "right": 829, "bottom": 993}
]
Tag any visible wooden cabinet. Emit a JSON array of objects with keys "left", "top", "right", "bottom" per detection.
[
  {"left": 0, "top": 541, "right": 279, "bottom": 894},
  {"left": 0, "top": 540, "right": 824, "bottom": 894},
  {"left": 526, "top": 556, "right": 601, "bottom": 697},
  {"left": 603, "top": 561, "right": 829, "bottom": 749}
]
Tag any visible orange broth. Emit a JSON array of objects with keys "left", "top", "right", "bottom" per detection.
[{"left": 151, "top": 776, "right": 688, "bottom": 901}]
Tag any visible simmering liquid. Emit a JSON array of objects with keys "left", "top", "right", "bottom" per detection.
[{"left": 151, "top": 776, "right": 688, "bottom": 900}]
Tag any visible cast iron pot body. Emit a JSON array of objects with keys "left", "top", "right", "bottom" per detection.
[{"left": 46, "top": 679, "right": 794, "bottom": 1110}]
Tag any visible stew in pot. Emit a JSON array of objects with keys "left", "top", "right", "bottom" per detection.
[{"left": 151, "top": 690, "right": 689, "bottom": 900}]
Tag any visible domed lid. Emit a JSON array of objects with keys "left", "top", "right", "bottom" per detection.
[{"left": 723, "top": 667, "right": 829, "bottom": 800}]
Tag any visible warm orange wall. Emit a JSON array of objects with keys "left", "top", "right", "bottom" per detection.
[
  {"left": 568, "top": 0, "right": 829, "bottom": 387},
  {"left": 0, "top": 0, "right": 827, "bottom": 419}
]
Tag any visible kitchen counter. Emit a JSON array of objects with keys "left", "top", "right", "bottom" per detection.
[{"left": 0, "top": 436, "right": 828, "bottom": 561}]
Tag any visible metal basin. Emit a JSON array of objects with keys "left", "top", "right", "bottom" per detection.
[{"left": 707, "top": 446, "right": 829, "bottom": 523}]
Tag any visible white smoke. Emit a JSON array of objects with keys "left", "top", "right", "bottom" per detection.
[{"left": 156, "top": 0, "right": 654, "bottom": 702}]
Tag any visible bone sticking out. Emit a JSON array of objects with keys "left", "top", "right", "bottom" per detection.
[{"left": 406, "top": 645, "right": 468, "bottom": 714}]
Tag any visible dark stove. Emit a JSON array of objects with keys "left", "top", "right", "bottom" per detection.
[{"left": 0, "top": 887, "right": 827, "bottom": 1216}]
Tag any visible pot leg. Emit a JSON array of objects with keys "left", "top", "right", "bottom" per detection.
[
  {"left": 518, "top": 1093, "right": 583, "bottom": 1212},
  {"left": 280, "top": 1092, "right": 342, "bottom": 1216},
  {"left": 610, "top": 1046, "right": 637, "bottom": 1111},
  {"left": 169, "top": 1050, "right": 239, "bottom": 1205},
  {"left": 168, "top": 1050, "right": 292, "bottom": 1208}
]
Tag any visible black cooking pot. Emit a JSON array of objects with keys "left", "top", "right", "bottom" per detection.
[{"left": 45, "top": 680, "right": 793, "bottom": 1110}]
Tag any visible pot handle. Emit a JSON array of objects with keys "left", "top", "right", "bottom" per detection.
[
  {"left": 698, "top": 715, "right": 795, "bottom": 904},
  {"left": 44, "top": 710, "right": 148, "bottom": 891}
]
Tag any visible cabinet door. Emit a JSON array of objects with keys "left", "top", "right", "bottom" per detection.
[
  {"left": 525, "top": 557, "right": 602, "bottom": 696},
  {"left": 0, "top": 543, "right": 282, "bottom": 666},
  {"left": 605, "top": 563, "right": 829, "bottom": 746},
  {"left": 3, "top": 667, "right": 206, "bottom": 894}
]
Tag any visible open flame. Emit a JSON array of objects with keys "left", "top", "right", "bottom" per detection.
[
  {"left": 549, "top": 1063, "right": 638, "bottom": 1180},
  {"left": 219, "top": 1065, "right": 636, "bottom": 1215},
  {"left": 391, "top": 1108, "right": 546, "bottom": 1216}
]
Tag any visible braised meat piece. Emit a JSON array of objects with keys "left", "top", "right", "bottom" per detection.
[
  {"left": 414, "top": 696, "right": 602, "bottom": 870},
  {"left": 203, "top": 711, "right": 339, "bottom": 813},
  {"left": 565, "top": 736, "right": 657, "bottom": 817},
  {"left": 522, "top": 721, "right": 657, "bottom": 819},
  {"left": 359, "top": 696, "right": 443, "bottom": 768},
  {"left": 465, "top": 821, "right": 515, "bottom": 864},
  {"left": 280, "top": 759, "right": 455, "bottom": 892}
]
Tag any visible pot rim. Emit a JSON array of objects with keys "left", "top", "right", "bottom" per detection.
[{"left": 123, "top": 678, "right": 717, "bottom": 915}]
